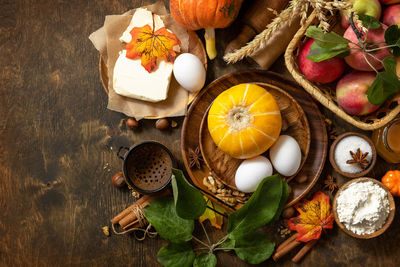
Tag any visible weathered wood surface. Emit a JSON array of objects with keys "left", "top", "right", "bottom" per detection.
[{"left": 1, "top": 0, "right": 400, "bottom": 266}]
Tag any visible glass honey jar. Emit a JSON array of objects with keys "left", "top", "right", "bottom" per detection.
[{"left": 372, "top": 116, "right": 400, "bottom": 163}]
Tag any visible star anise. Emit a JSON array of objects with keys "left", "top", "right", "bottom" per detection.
[
  {"left": 325, "top": 118, "right": 337, "bottom": 142},
  {"left": 323, "top": 175, "right": 339, "bottom": 194},
  {"left": 346, "top": 148, "right": 369, "bottom": 170},
  {"left": 188, "top": 146, "right": 203, "bottom": 169}
]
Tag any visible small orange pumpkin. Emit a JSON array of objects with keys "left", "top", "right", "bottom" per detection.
[
  {"left": 170, "top": 0, "right": 244, "bottom": 59},
  {"left": 382, "top": 170, "right": 400, "bottom": 197},
  {"left": 208, "top": 83, "right": 282, "bottom": 159}
]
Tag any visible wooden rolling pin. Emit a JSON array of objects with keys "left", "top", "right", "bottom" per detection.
[
  {"left": 250, "top": 10, "right": 302, "bottom": 69},
  {"left": 224, "top": 0, "right": 289, "bottom": 55}
]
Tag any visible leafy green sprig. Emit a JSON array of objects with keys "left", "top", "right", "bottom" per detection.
[
  {"left": 305, "top": 12, "right": 400, "bottom": 106},
  {"left": 144, "top": 169, "right": 289, "bottom": 267}
]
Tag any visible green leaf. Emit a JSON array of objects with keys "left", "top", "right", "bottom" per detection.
[
  {"left": 305, "top": 26, "right": 350, "bottom": 62},
  {"left": 385, "top": 25, "right": 400, "bottom": 57},
  {"left": 358, "top": 14, "right": 381, "bottom": 29},
  {"left": 227, "top": 174, "right": 283, "bottom": 240},
  {"left": 171, "top": 168, "right": 207, "bottom": 220},
  {"left": 144, "top": 196, "right": 194, "bottom": 243},
  {"left": 367, "top": 57, "right": 400, "bottom": 105},
  {"left": 272, "top": 180, "right": 290, "bottom": 221},
  {"left": 382, "top": 56, "right": 398, "bottom": 73},
  {"left": 305, "top": 26, "right": 350, "bottom": 47},
  {"left": 307, "top": 42, "right": 350, "bottom": 62},
  {"left": 157, "top": 242, "right": 195, "bottom": 267},
  {"left": 234, "top": 231, "right": 275, "bottom": 264},
  {"left": 193, "top": 253, "right": 217, "bottom": 267},
  {"left": 220, "top": 238, "right": 235, "bottom": 252}
]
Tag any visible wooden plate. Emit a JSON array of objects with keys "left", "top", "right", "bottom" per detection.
[
  {"left": 181, "top": 71, "right": 328, "bottom": 211},
  {"left": 199, "top": 83, "right": 311, "bottom": 190},
  {"left": 98, "top": 30, "right": 207, "bottom": 119}
]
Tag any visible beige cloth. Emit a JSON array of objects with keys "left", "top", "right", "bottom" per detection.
[{"left": 89, "top": 1, "right": 190, "bottom": 119}]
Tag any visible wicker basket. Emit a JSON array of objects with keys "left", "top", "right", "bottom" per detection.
[{"left": 285, "top": 11, "right": 400, "bottom": 131}]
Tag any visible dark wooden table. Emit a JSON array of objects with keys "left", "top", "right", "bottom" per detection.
[{"left": 1, "top": 0, "right": 400, "bottom": 266}]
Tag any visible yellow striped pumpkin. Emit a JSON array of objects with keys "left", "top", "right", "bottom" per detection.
[{"left": 207, "top": 83, "right": 282, "bottom": 159}]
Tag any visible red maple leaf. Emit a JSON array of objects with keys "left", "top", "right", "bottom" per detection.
[
  {"left": 286, "top": 191, "right": 334, "bottom": 242},
  {"left": 125, "top": 14, "right": 180, "bottom": 73}
]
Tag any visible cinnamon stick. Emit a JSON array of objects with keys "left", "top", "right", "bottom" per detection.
[
  {"left": 276, "top": 233, "right": 298, "bottom": 253},
  {"left": 111, "top": 189, "right": 170, "bottom": 225},
  {"left": 119, "top": 200, "right": 149, "bottom": 228},
  {"left": 273, "top": 237, "right": 301, "bottom": 261},
  {"left": 291, "top": 239, "right": 317, "bottom": 263},
  {"left": 122, "top": 219, "right": 140, "bottom": 230},
  {"left": 111, "top": 197, "right": 147, "bottom": 224}
]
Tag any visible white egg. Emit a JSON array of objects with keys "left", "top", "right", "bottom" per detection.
[
  {"left": 235, "top": 156, "right": 273, "bottom": 193},
  {"left": 269, "top": 135, "right": 301, "bottom": 177},
  {"left": 173, "top": 53, "right": 206, "bottom": 92}
]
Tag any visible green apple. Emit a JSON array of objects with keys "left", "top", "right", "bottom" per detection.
[{"left": 341, "top": 0, "right": 381, "bottom": 29}]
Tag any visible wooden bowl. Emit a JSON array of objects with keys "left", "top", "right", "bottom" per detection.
[
  {"left": 329, "top": 132, "right": 377, "bottom": 178},
  {"left": 199, "top": 83, "right": 311, "bottom": 190},
  {"left": 333, "top": 177, "right": 395, "bottom": 239},
  {"left": 98, "top": 30, "right": 207, "bottom": 119}
]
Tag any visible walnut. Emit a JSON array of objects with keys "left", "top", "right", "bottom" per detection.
[
  {"left": 203, "top": 174, "right": 251, "bottom": 206},
  {"left": 203, "top": 177, "right": 217, "bottom": 193},
  {"left": 232, "top": 191, "right": 245, "bottom": 197},
  {"left": 214, "top": 178, "right": 223, "bottom": 188},
  {"left": 102, "top": 226, "right": 110, "bottom": 237}
]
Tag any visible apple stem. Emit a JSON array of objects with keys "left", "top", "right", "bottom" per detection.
[
  {"left": 362, "top": 51, "right": 379, "bottom": 74},
  {"left": 365, "top": 44, "right": 397, "bottom": 53},
  {"left": 367, "top": 52, "right": 384, "bottom": 64}
]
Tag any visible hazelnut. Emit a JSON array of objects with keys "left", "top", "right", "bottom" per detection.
[
  {"left": 282, "top": 207, "right": 296, "bottom": 219},
  {"left": 126, "top": 118, "right": 138, "bottom": 128},
  {"left": 112, "top": 172, "right": 126, "bottom": 188},
  {"left": 155, "top": 118, "right": 169, "bottom": 130}
]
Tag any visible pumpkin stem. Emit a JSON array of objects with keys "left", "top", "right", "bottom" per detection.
[
  {"left": 227, "top": 106, "right": 252, "bottom": 131},
  {"left": 204, "top": 28, "right": 217, "bottom": 60}
]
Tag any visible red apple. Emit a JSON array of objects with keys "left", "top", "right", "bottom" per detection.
[
  {"left": 337, "top": 72, "right": 380, "bottom": 115},
  {"left": 379, "top": 0, "right": 400, "bottom": 5},
  {"left": 341, "top": 0, "right": 381, "bottom": 29},
  {"left": 344, "top": 24, "right": 392, "bottom": 71},
  {"left": 298, "top": 39, "right": 345, "bottom": 84},
  {"left": 383, "top": 4, "right": 400, "bottom": 26}
]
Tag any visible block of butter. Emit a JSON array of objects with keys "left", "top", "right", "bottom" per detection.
[{"left": 113, "top": 8, "right": 177, "bottom": 102}]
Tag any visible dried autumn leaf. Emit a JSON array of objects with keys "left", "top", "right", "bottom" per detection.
[
  {"left": 199, "top": 196, "right": 225, "bottom": 229},
  {"left": 286, "top": 191, "right": 333, "bottom": 242},
  {"left": 126, "top": 17, "right": 180, "bottom": 73}
]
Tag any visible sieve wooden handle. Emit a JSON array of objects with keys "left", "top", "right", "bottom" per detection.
[{"left": 117, "top": 146, "right": 129, "bottom": 160}]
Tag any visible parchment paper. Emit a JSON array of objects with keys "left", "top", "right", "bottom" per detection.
[{"left": 89, "top": 1, "right": 190, "bottom": 119}]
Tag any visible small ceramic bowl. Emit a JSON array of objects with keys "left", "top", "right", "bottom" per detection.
[
  {"left": 333, "top": 177, "right": 395, "bottom": 239},
  {"left": 329, "top": 132, "right": 376, "bottom": 178}
]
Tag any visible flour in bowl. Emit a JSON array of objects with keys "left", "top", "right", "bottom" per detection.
[{"left": 336, "top": 181, "right": 390, "bottom": 235}]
